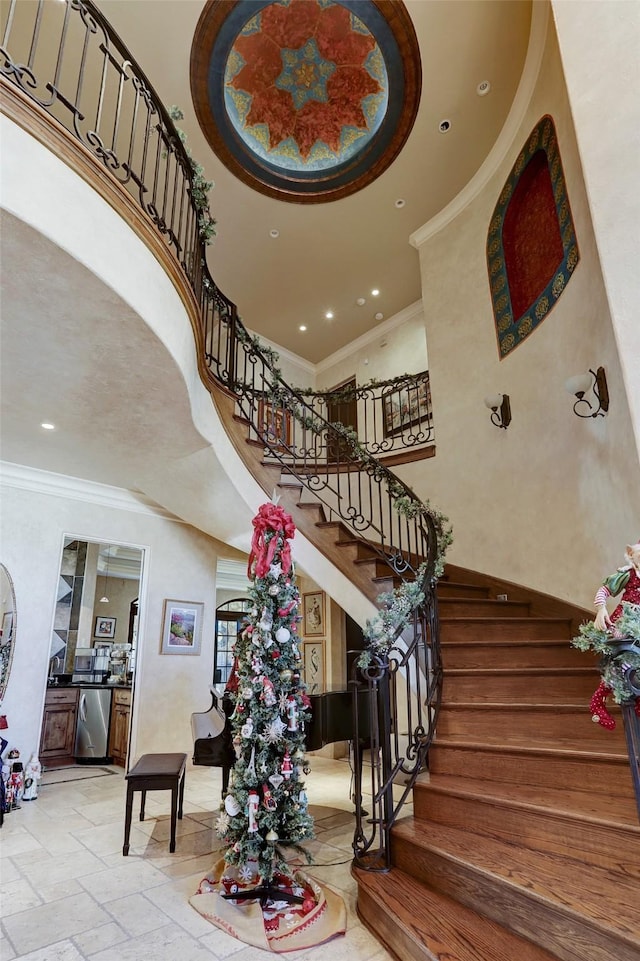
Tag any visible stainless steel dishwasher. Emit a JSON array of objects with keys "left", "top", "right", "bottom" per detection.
[{"left": 74, "top": 687, "right": 112, "bottom": 761}]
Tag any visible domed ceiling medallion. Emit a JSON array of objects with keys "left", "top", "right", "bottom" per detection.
[{"left": 190, "top": 0, "right": 421, "bottom": 203}]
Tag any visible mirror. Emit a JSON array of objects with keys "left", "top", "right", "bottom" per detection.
[
  {"left": 50, "top": 538, "right": 143, "bottom": 684},
  {"left": 0, "top": 563, "right": 17, "bottom": 702}
]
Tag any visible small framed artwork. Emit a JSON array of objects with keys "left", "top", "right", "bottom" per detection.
[
  {"left": 258, "top": 399, "right": 292, "bottom": 452},
  {"left": 160, "top": 599, "right": 204, "bottom": 655},
  {"left": 303, "top": 640, "right": 325, "bottom": 695},
  {"left": 94, "top": 616, "right": 116, "bottom": 639},
  {"left": 382, "top": 378, "right": 432, "bottom": 437},
  {"left": 302, "top": 591, "right": 325, "bottom": 636}
]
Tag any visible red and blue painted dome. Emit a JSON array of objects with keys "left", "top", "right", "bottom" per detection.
[{"left": 191, "top": 0, "right": 420, "bottom": 202}]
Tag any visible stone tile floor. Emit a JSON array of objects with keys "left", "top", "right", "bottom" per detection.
[{"left": 0, "top": 757, "right": 399, "bottom": 961}]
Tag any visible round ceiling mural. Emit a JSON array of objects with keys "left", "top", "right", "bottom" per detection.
[{"left": 190, "top": 0, "right": 421, "bottom": 203}]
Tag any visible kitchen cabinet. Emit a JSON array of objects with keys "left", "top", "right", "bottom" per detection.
[
  {"left": 109, "top": 688, "right": 132, "bottom": 767},
  {"left": 40, "top": 687, "right": 79, "bottom": 767}
]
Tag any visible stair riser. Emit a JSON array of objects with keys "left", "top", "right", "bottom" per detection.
[
  {"left": 437, "top": 582, "right": 490, "bottom": 599},
  {"left": 441, "top": 643, "right": 588, "bottom": 670},
  {"left": 357, "top": 887, "right": 433, "bottom": 961},
  {"left": 412, "top": 789, "right": 640, "bottom": 877},
  {"left": 443, "top": 672, "right": 598, "bottom": 703},
  {"left": 437, "top": 706, "right": 623, "bottom": 742},
  {"left": 428, "top": 744, "right": 636, "bottom": 798},
  {"left": 392, "top": 835, "right": 639, "bottom": 961},
  {"left": 438, "top": 600, "right": 530, "bottom": 617},
  {"left": 440, "top": 619, "right": 571, "bottom": 642}
]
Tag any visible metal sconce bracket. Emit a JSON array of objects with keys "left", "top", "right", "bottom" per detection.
[
  {"left": 485, "top": 393, "right": 511, "bottom": 430},
  {"left": 567, "top": 366, "right": 609, "bottom": 418}
]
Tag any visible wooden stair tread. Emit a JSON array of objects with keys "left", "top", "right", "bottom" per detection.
[
  {"left": 442, "top": 637, "right": 574, "bottom": 646},
  {"left": 354, "top": 864, "right": 559, "bottom": 961},
  {"left": 392, "top": 816, "right": 640, "bottom": 936},
  {"left": 438, "top": 598, "right": 529, "bottom": 608},
  {"left": 432, "top": 736, "right": 630, "bottom": 763},
  {"left": 444, "top": 667, "right": 597, "bottom": 676},
  {"left": 435, "top": 730, "right": 628, "bottom": 754},
  {"left": 440, "top": 616, "right": 570, "bottom": 624},
  {"left": 416, "top": 773, "right": 640, "bottom": 828},
  {"left": 437, "top": 580, "right": 490, "bottom": 592}
]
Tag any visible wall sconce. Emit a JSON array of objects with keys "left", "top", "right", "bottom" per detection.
[
  {"left": 564, "top": 366, "right": 609, "bottom": 418},
  {"left": 484, "top": 393, "right": 511, "bottom": 430}
]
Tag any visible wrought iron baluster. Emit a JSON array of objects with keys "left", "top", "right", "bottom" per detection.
[
  {"left": 2, "top": 0, "right": 16, "bottom": 50},
  {"left": 27, "top": 0, "right": 44, "bottom": 70}
]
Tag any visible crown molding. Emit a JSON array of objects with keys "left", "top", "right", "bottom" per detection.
[
  {"left": 315, "top": 300, "right": 424, "bottom": 373},
  {"left": 244, "top": 328, "right": 316, "bottom": 376},
  {"left": 409, "top": 0, "right": 550, "bottom": 250},
  {"left": 0, "top": 461, "right": 184, "bottom": 521}
]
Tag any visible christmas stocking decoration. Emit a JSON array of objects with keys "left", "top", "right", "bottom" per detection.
[{"left": 589, "top": 680, "right": 616, "bottom": 730}]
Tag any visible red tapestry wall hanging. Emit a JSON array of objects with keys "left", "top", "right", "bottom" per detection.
[{"left": 487, "top": 115, "right": 579, "bottom": 358}]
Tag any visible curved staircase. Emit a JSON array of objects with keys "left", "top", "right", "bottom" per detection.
[
  {"left": 355, "top": 568, "right": 640, "bottom": 961},
  {"left": 3, "top": 7, "right": 638, "bottom": 959}
]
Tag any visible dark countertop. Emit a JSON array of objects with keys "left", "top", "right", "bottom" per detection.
[{"left": 47, "top": 682, "right": 132, "bottom": 690}]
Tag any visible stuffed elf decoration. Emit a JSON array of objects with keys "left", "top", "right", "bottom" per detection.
[{"left": 590, "top": 540, "right": 640, "bottom": 729}]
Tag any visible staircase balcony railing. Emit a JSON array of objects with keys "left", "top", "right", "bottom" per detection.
[
  {"left": 274, "top": 371, "right": 435, "bottom": 460},
  {"left": 1, "top": 0, "right": 443, "bottom": 869}
]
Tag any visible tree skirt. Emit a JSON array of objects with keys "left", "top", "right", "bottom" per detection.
[{"left": 190, "top": 858, "right": 346, "bottom": 953}]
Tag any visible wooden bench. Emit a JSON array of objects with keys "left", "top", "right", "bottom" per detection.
[{"left": 123, "top": 752, "right": 186, "bottom": 856}]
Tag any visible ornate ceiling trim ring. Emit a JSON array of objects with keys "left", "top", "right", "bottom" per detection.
[{"left": 190, "top": 0, "right": 421, "bottom": 203}]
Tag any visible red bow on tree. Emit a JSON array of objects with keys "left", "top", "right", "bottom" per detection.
[{"left": 248, "top": 503, "right": 296, "bottom": 579}]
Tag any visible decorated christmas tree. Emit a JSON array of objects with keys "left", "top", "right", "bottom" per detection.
[{"left": 216, "top": 501, "right": 315, "bottom": 898}]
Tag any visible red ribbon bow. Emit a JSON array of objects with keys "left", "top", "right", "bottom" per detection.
[{"left": 248, "top": 503, "right": 296, "bottom": 580}]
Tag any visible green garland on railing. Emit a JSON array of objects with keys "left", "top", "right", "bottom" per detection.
[
  {"left": 169, "top": 106, "right": 216, "bottom": 244},
  {"left": 235, "top": 345, "right": 453, "bottom": 576},
  {"left": 571, "top": 603, "right": 640, "bottom": 703},
  {"left": 289, "top": 371, "right": 429, "bottom": 404},
  {"left": 233, "top": 324, "right": 453, "bottom": 650},
  {"left": 358, "top": 565, "right": 428, "bottom": 667}
]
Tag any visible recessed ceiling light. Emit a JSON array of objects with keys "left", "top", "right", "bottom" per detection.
[
  {"left": 299, "top": 325, "right": 307, "bottom": 332},
  {"left": 395, "top": 199, "right": 406, "bottom": 208},
  {"left": 269, "top": 228, "right": 280, "bottom": 238},
  {"left": 356, "top": 297, "right": 366, "bottom": 306},
  {"left": 375, "top": 312, "right": 384, "bottom": 321},
  {"left": 438, "top": 119, "right": 451, "bottom": 133},
  {"left": 477, "top": 80, "right": 491, "bottom": 96},
  {"left": 41, "top": 422, "right": 56, "bottom": 430},
  {"left": 371, "top": 289, "right": 380, "bottom": 297},
  {"left": 325, "top": 311, "right": 334, "bottom": 320}
]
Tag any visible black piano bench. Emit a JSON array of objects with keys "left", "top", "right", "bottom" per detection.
[{"left": 123, "top": 753, "right": 186, "bottom": 856}]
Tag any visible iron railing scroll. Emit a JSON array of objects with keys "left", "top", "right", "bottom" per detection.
[
  {"left": 287, "top": 372, "right": 434, "bottom": 459},
  {"left": 1, "top": 0, "right": 443, "bottom": 868}
]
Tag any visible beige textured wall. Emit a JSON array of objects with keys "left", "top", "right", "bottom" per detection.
[
  {"left": 551, "top": 0, "right": 640, "bottom": 458},
  {"left": 0, "top": 473, "right": 221, "bottom": 766},
  {"left": 406, "top": 14, "right": 640, "bottom": 609}
]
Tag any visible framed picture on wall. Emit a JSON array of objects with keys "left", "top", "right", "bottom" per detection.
[
  {"left": 160, "top": 599, "right": 204, "bottom": 655},
  {"left": 94, "top": 616, "right": 116, "bottom": 639},
  {"left": 303, "top": 639, "right": 325, "bottom": 695},
  {"left": 258, "top": 399, "right": 292, "bottom": 453},
  {"left": 302, "top": 591, "right": 325, "bottom": 636},
  {"left": 382, "top": 378, "right": 431, "bottom": 437}
]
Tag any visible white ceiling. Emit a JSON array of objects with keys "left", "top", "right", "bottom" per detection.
[{"left": 99, "top": 0, "right": 533, "bottom": 363}]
